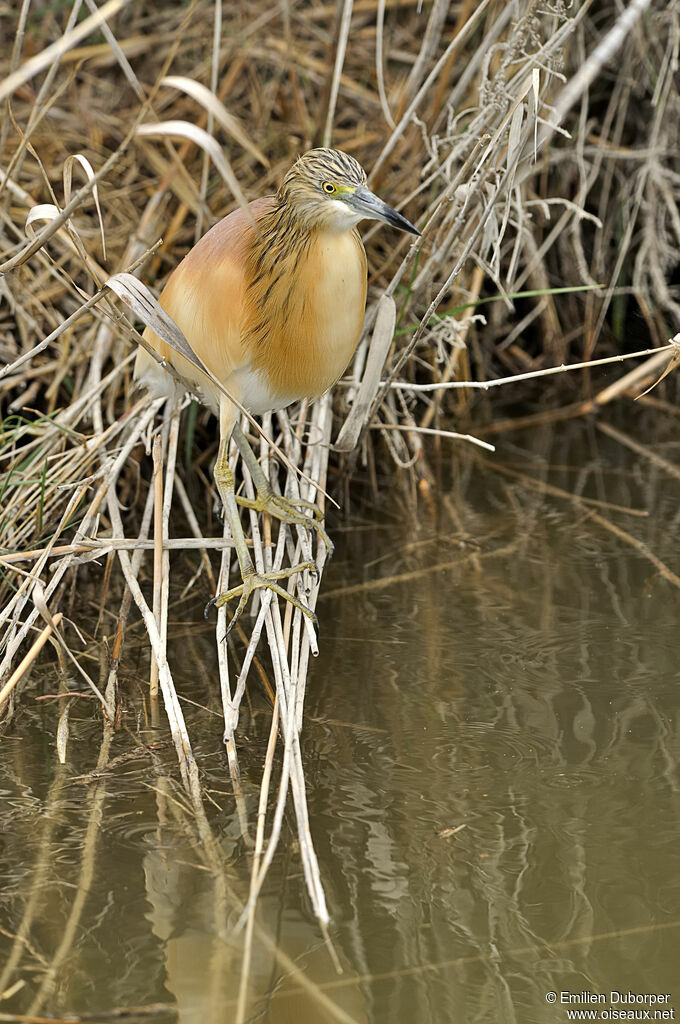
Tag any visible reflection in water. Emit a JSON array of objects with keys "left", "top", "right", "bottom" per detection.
[{"left": 1, "top": 416, "right": 680, "bottom": 1022}]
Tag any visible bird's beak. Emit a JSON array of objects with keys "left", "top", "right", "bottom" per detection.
[{"left": 345, "top": 186, "right": 420, "bottom": 236}]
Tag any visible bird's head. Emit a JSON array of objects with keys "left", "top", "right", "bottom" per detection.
[{"left": 278, "top": 148, "right": 420, "bottom": 236}]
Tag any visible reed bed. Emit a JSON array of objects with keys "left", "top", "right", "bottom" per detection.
[{"left": 0, "top": 0, "right": 678, "bottom": 1013}]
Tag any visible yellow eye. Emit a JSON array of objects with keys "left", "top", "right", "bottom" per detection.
[{"left": 322, "top": 181, "right": 336, "bottom": 195}]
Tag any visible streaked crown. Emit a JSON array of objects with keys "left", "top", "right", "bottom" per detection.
[
  {"left": 281, "top": 148, "right": 367, "bottom": 192},
  {"left": 277, "top": 148, "right": 368, "bottom": 231}
]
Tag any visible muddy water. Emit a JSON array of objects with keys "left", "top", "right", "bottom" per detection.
[{"left": 1, "top": 413, "right": 680, "bottom": 1023}]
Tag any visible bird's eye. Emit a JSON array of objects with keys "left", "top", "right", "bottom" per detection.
[{"left": 322, "top": 181, "right": 336, "bottom": 194}]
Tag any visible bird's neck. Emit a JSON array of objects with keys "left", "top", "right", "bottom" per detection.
[
  {"left": 249, "top": 198, "right": 361, "bottom": 278},
  {"left": 248, "top": 200, "right": 320, "bottom": 294},
  {"left": 254, "top": 198, "right": 315, "bottom": 253}
]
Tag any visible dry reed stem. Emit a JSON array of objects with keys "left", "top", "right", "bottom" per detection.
[
  {"left": 0, "top": 612, "right": 63, "bottom": 711},
  {"left": 384, "top": 341, "right": 678, "bottom": 393},
  {"left": 103, "top": 475, "right": 157, "bottom": 706},
  {"left": 236, "top": 693, "right": 280, "bottom": 1023},
  {"left": 159, "top": 402, "right": 181, "bottom": 697},
  {"left": 214, "top": 443, "right": 247, "bottom": 815},
  {"left": 150, "top": 432, "right": 163, "bottom": 696},
  {"left": 107, "top": 485, "right": 197, "bottom": 793}
]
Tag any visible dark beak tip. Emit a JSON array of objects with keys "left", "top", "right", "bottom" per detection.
[
  {"left": 389, "top": 212, "right": 420, "bottom": 237},
  {"left": 392, "top": 211, "right": 420, "bottom": 237}
]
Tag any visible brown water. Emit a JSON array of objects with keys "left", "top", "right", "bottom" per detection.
[{"left": 2, "top": 412, "right": 680, "bottom": 1023}]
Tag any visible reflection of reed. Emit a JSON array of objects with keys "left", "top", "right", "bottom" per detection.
[
  {"left": 302, "top": 417, "right": 680, "bottom": 1021},
  {"left": 0, "top": 766, "right": 66, "bottom": 999},
  {"left": 26, "top": 730, "right": 115, "bottom": 1015}
]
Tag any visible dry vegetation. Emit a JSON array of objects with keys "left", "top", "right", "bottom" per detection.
[{"left": 0, "top": 0, "right": 678, "bottom": 1010}]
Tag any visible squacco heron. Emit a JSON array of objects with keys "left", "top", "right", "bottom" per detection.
[{"left": 135, "top": 148, "right": 419, "bottom": 632}]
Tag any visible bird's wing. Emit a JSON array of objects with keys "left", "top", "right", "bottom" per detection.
[{"left": 135, "top": 197, "right": 275, "bottom": 412}]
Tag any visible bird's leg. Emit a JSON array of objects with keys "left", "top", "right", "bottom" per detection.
[
  {"left": 231, "top": 422, "right": 334, "bottom": 558},
  {"left": 205, "top": 433, "right": 317, "bottom": 636}
]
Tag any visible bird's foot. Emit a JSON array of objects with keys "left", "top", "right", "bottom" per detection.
[
  {"left": 236, "top": 489, "right": 334, "bottom": 558},
  {"left": 204, "top": 562, "right": 318, "bottom": 637}
]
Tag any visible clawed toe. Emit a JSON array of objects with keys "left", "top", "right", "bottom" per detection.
[
  {"left": 235, "top": 488, "right": 333, "bottom": 556},
  {"left": 205, "top": 563, "right": 317, "bottom": 636}
]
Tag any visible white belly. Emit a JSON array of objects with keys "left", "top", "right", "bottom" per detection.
[{"left": 231, "top": 365, "right": 298, "bottom": 415}]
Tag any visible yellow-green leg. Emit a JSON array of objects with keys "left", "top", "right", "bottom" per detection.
[
  {"left": 205, "top": 433, "right": 317, "bottom": 636},
  {"left": 232, "top": 422, "right": 334, "bottom": 558}
]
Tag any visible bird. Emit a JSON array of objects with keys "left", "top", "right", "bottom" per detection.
[{"left": 134, "top": 147, "right": 419, "bottom": 633}]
